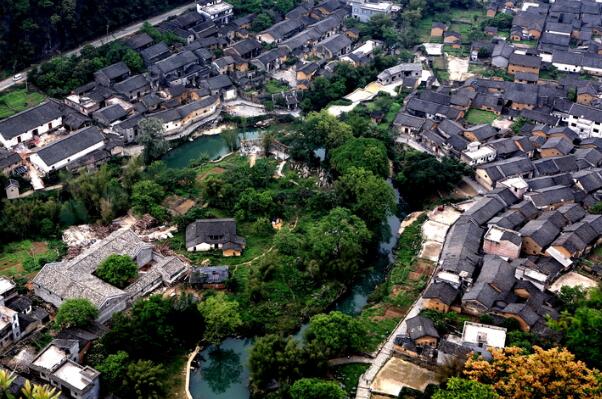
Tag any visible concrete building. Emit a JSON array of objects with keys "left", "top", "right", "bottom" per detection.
[
  {"left": 197, "top": 0, "right": 233, "bottom": 25},
  {"left": 350, "top": 0, "right": 395, "bottom": 22}
]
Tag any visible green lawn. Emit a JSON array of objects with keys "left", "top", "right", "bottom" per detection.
[
  {"left": 0, "top": 88, "right": 46, "bottom": 119},
  {"left": 464, "top": 109, "right": 498, "bottom": 125},
  {"left": 0, "top": 240, "right": 52, "bottom": 279}
]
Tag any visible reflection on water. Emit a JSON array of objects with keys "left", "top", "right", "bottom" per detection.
[
  {"left": 162, "top": 130, "right": 262, "bottom": 169},
  {"left": 189, "top": 338, "right": 253, "bottom": 399},
  {"left": 200, "top": 348, "right": 243, "bottom": 394}
]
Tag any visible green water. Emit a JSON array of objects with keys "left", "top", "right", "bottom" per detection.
[{"left": 162, "top": 130, "right": 262, "bottom": 169}]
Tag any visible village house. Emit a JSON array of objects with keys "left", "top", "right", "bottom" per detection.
[
  {"left": 350, "top": 0, "right": 395, "bottom": 23},
  {"left": 94, "top": 62, "right": 131, "bottom": 87},
  {"left": 32, "top": 229, "right": 189, "bottom": 323},
  {"left": 30, "top": 340, "right": 100, "bottom": 399},
  {"left": 190, "top": 266, "right": 229, "bottom": 289},
  {"left": 196, "top": 0, "right": 233, "bottom": 25},
  {"left": 148, "top": 95, "right": 221, "bottom": 137},
  {"left": 377, "top": 63, "right": 421, "bottom": 85},
  {"left": 431, "top": 22, "right": 446, "bottom": 37},
  {"left": 507, "top": 53, "right": 541, "bottom": 75},
  {"left": 564, "top": 103, "right": 602, "bottom": 138},
  {"left": 462, "top": 255, "right": 516, "bottom": 316},
  {"left": 422, "top": 282, "right": 459, "bottom": 313},
  {"left": 314, "top": 33, "right": 352, "bottom": 59},
  {"left": 475, "top": 156, "right": 535, "bottom": 191},
  {"left": 461, "top": 142, "right": 497, "bottom": 166},
  {"left": 140, "top": 42, "right": 172, "bottom": 66},
  {"left": 483, "top": 225, "right": 522, "bottom": 259},
  {"left": 113, "top": 74, "right": 151, "bottom": 101},
  {"left": 539, "top": 136, "right": 574, "bottom": 158},
  {"left": 444, "top": 31, "right": 462, "bottom": 48},
  {"left": 405, "top": 315, "right": 439, "bottom": 347},
  {"left": 29, "top": 126, "right": 106, "bottom": 174},
  {"left": 186, "top": 218, "right": 246, "bottom": 256},
  {"left": 257, "top": 18, "right": 306, "bottom": 44},
  {"left": 0, "top": 100, "right": 64, "bottom": 149}
]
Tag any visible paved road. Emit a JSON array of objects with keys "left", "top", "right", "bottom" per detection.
[{"left": 0, "top": 1, "right": 196, "bottom": 93}]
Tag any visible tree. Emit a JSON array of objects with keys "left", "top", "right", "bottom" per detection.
[
  {"left": 290, "top": 378, "right": 346, "bottom": 399},
  {"left": 96, "top": 254, "right": 138, "bottom": 288},
  {"left": 464, "top": 346, "right": 602, "bottom": 399},
  {"left": 123, "top": 360, "right": 166, "bottom": 399},
  {"left": 432, "top": 378, "right": 498, "bottom": 399},
  {"left": 137, "top": 118, "right": 169, "bottom": 164},
  {"left": 55, "top": 298, "right": 98, "bottom": 329},
  {"left": 307, "top": 208, "right": 371, "bottom": 279},
  {"left": 251, "top": 12, "right": 272, "bottom": 32},
  {"left": 590, "top": 201, "right": 602, "bottom": 214},
  {"left": 304, "top": 311, "right": 367, "bottom": 357},
  {"left": 330, "top": 137, "right": 389, "bottom": 178},
  {"left": 222, "top": 128, "right": 239, "bottom": 151},
  {"left": 96, "top": 351, "right": 129, "bottom": 391},
  {"left": 302, "top": 111, "right": 353, "bottom": 151},
  {"left": 249, "top": 334, "right": 313, "bottom": 395},
  {"left": 20, "top": 381, "right": 61, "bottom": 399},
  {"left": 198, "top": 293, "right": 242, "bottom": 345},
  {"left": 131, "top": 180, "right": 166, "bottom": 215},
  {"left": 335, "top": 167, "right": 396, "bottom": 229},
  {"left": 395, "top": 151, "right": 469, "bottom": 209},
  {"left": 0, "top": 369, "right": 15, "bottom": 399}
]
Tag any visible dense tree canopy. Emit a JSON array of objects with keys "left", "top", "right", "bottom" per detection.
[
  {"left": 123, "top": 360, "right": 166, "bottom": 399},
  {"left": 395, "top": 150, "right": 470, "bottom": 209},
  {"left": 96, "top": 254, "right": 138, "bottom": 288},
  {"left": 433, "top": 378, "right": 499, "bottom": 399},
  {"left": 330, "top": 137, "right": 389, "bottom": 178},
  {"left": 307, "top": 208, "right": 371, "bottom": 279},
  {"left": 289, "top": 378, "right": 346, "bottom": 399},
  {"left": 0, "top": 0, "right": 189, "bottom": 73},
  {"left": 137, "top": 118, "right": 170, "bottom": 165},
  {"left": 198, "top": 293, "right": 243, "bottom": 345},
  {"left": 550, "top": 285, "right": 602, "bottom": 369},
  {"left": 335, "top": 167, "right": 396, "bottom": 229},
  {"left": 304, "top": 311, "right": 367, "bottom": 358},
  {"left": 55, "top": 298, "right": 98, "bottom": 329}
]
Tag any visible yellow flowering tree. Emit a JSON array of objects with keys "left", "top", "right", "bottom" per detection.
[{"left": 464, "top": 346, "right": 602, "bottom": 399}]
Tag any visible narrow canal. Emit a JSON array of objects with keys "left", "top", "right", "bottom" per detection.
[{"left": 164, "top": 133, "right": 403, "bottom": 399}]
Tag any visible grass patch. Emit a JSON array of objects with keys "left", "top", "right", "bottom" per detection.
[
  {"left": 333, "top": 363, "right": 370, "bottom": 396},
  {"left": 464, "top": 109, "right": 498, "bottom": 125},
  {"left": 0, "top": 88, "right": 46, "bottom": 120},
  {"left": 0, "top": 240, "right": 64, "bottom": 280},
  {"left": 434, "top": 69, "right": 450, "bottom": 82},
  {"left": 265, "top": 79, "right": 290, "bottom": 95},
  {"left": 164, "top": 355, "right": 188, "bottom": 399}
]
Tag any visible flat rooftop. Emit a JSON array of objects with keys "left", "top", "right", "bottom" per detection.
[
  {"left": 32, "top": 345, "right": 67, "bottom": 371},
  {"left": 54, "top": 361, "right": 95, "bottom": 391},
  {"left": 0, "top": 278, "right": 15, "bottom": 295}
]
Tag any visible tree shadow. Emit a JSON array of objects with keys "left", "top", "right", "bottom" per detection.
[{"left": 201, "top": 348, "right": 243, "bottom": 394}]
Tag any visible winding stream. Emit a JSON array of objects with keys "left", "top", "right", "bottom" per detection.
[{"left": 164, "top": 134, "right": 403, "bottom": 399}]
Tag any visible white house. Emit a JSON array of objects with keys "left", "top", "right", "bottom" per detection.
[
  {"left": 349, "top": 0, "right": 395, "bottom": 22},
  {"left": 461, "top": 322, "right": 507, "bottom": 349},
  {"left": 0, "top": 101, "right": 63, "bottom": 149},
  {"left": 30, "top": 126, "right": 105, "bottom": 174},
  {"left": 564, "top": 103, "right": 602, "bottom": 138},
  {"left": 196, "top": 0, "right": 233, "bottom": 25},
  {"left": 461, "top": 142, "right": 497, "bottom": 166}
]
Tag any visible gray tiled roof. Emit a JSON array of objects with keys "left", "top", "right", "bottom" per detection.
[
  {"left": 406, "top": 315, "right": 439, "bottom": 340},
  {"left": 0, "top": 101, "right": 63, "bottom": 140},
  {"left": 34, "top": 126, "right": 105, "bottom": 167}
]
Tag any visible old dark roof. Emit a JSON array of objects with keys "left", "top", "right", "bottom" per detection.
[
  {"left": 190, "top": 266, "right": 229, "bottom": 284},
  {"left": 406, "top": 315, "right": 439, "bottom": 340},
  {"left": 541, "top": 136, "right": 574, "bottom": 155},
  {"left": 125, "top": 33, "right": 154, "bottom": 50},
  {"left": 519, "top": 219, "right": 560, "bottom": 247},
  {"left": 463, "top": 255, "right": 516, "bottom": 309},
  {"left": 34, "top": 126, "right": 105, "bottom": 166},
  {"left": 509, "top": 53, "right": 541, "bottom": 68},
  {"left": 185, "top": 218, "right": 245, "bottom": 249},
  {"left": 93, "top": 104, "right": 128, "bottom": 124},
  {"left": 95, "top": 62, "right": 130, "bottom": 81},
  {"left": 0, "top": 101, "right": 63, "bottom": 140},
  {"left": 464, "top": 196, "right": 507, "bottom": 226},
  {"left": 206, "top": 74, "right": 234, "bottom": 90},
  {"left": 0, "top": 149, "right": 21, "bottom": 170},
  {"left": 394, "top": 112, "right": 425, "bottom": 129},
  {"left": 114, "top": 74, "right": 149, "bottom": 95},
  {"left": 423, "top": 282, "right": 458, "bottom": 305},
  {"left": 317, "top": 33, "right": 351, "bottom": 54},
  {"left": 440, "top": 216, "right": 484, "bottom": 276}
]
